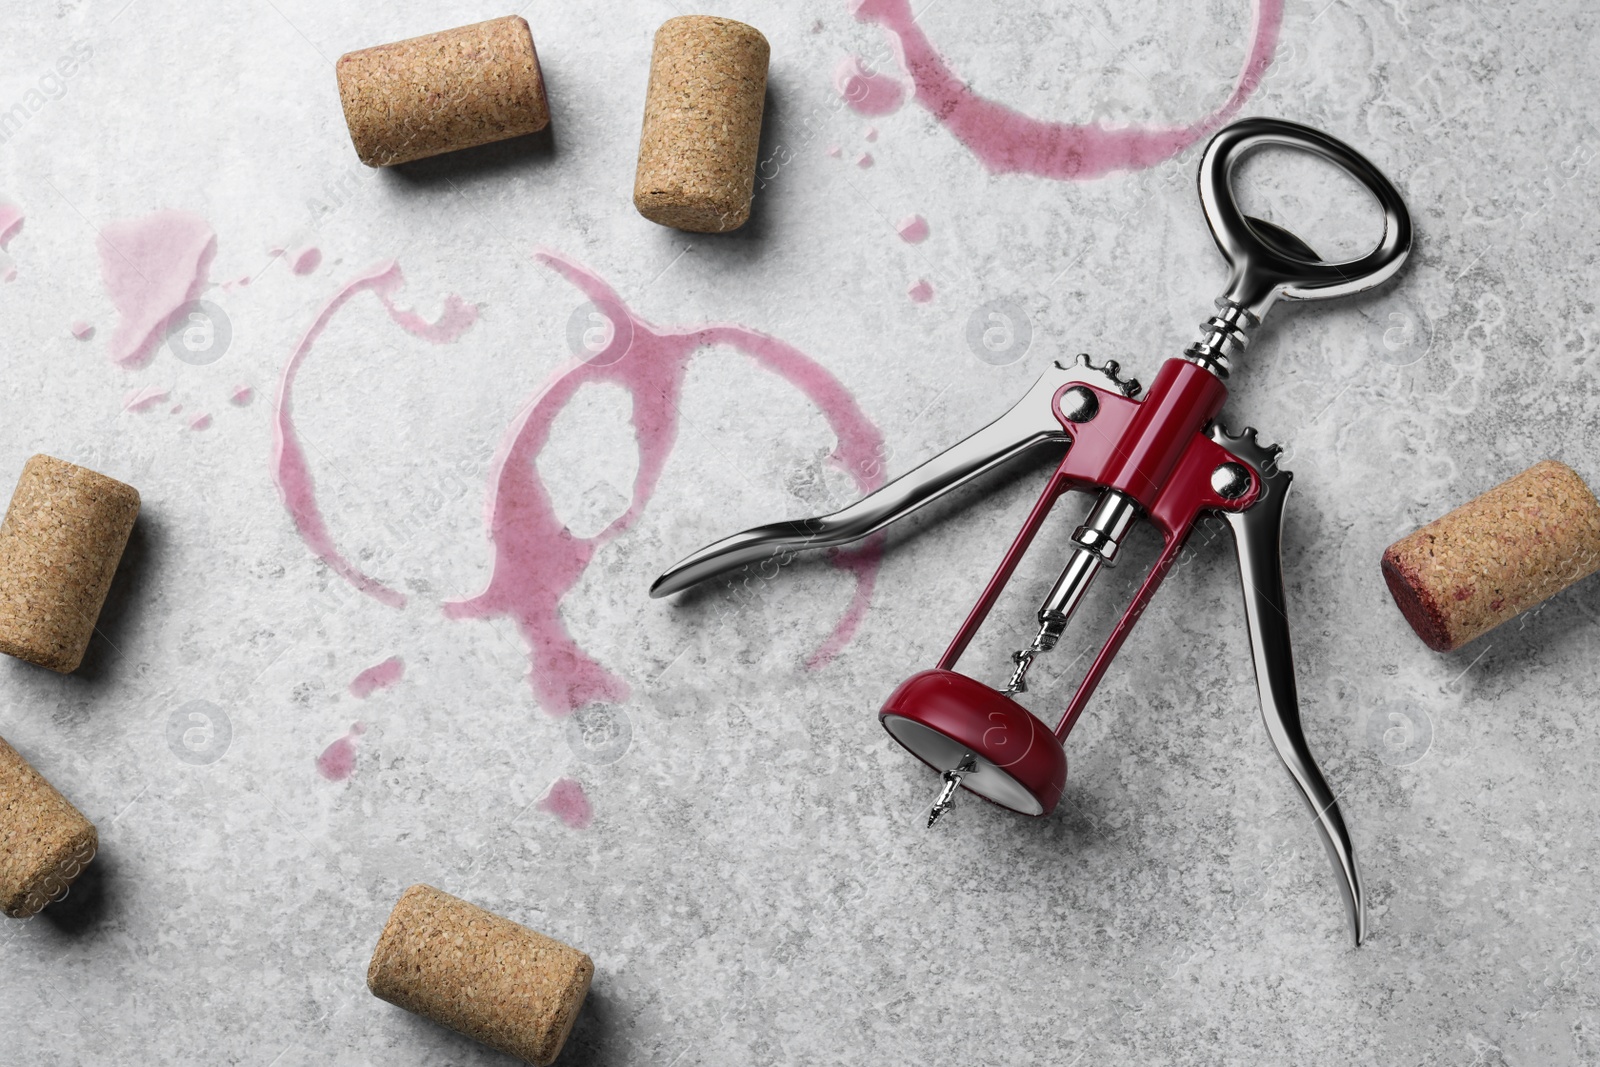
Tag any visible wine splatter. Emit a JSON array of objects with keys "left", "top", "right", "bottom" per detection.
[
  {"left": 907, "top": 279, "right": 933, "bottom": 303},
  {"left": 123, "top": 385, "right": 170, "bottom": 412},
  {"left": 0, "top": 202, "right": 22, "bottom": 283},
  {"left": 290, "top": 247, "right": 322, "bottom": 276},
  {"left": 0, "top": 204, "right": 22, "bottom": 247},
  {"left": 98, "top": 209, "right": 216, "bottom": 367},
  {"left": 864, "top": 125, "right": 879, "bottom": 142},
  {"left": 350, "top": 655, "right": 404, "bottom": 698},
  {"left": 834, "top": 55, "right": 907, "bottom": 116},
  {"left": 272, "top": 261, "right": 478, "bottom": 610},
  {"left": 189, "top": 413, "right": 212, "bottom": 431},
  {"left": 896, "top": 214, "right": 928, "bottom": 243},
  {"left": 844, "top": 0, "right": 1283, "bottom": 180},
  {"left": 443, "top": 250, "right": 886, "bottom": 717},
  {"left": 230, "top": 385, "right": 254, "bottom": 406},
  {"left": 826, "top": 144, "right": 842, "bottom": 158},
  {"left": 316, "top": 722, "right": 366, "bottom": 781},
  {"left": 538, "top": 777, "right": 593, "bottom": 829},
  {"left": 70, "top": 321, "right": 95, "bottom": 340}
]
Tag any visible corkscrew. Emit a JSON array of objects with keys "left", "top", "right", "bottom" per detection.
[{"left": 650, "top": 118, "right": 1412, "bottom": 945}]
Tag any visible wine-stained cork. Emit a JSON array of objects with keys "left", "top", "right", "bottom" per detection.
[
  {"left": 1, "top": 734, "right": 97, "bottom": 919},
  {"left": 633, "top": 16, "right": 770, "bottom": 233},
  {"left": 1382, "top": 460, "right": 1600, "bottom": 652},
  {"left": 0, "top": 455, "right": 140, "bottom": 673},
  {"left": 336, "top": 15, "right": 550, "bottom": 167},
  {"left": 367, "top": 884, "right": 593, "bottom": 1066}
]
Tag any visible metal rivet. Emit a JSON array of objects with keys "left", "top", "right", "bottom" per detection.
[
  {"left": 1059, "top": 386, "right": 1099, "bottom": 423},
  {"left": 1211, "top": 462, "right": 1252, "bottom": 500}
]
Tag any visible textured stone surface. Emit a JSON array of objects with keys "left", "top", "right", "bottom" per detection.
[{"left": 2, "top": 1, "right": 1599, "bottom": 1064}]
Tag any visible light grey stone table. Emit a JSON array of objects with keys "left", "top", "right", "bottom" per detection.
[{"left": 2, "top": 0, "right": 1598, "bottom": 1063}]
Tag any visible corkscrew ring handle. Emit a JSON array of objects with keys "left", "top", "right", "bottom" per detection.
[{"left": 1199, "top": 117, "right": 1413, "bottom": 323}]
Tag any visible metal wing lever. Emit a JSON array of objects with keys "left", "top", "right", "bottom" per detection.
[
  {"left": 650, "top": 357, "right": 1138, "bottom": 598},
  {"left": 1210, "top": 425, "right": 1365, "bottom": 945}
]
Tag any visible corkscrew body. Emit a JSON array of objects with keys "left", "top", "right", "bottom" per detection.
[{"left": 651, "top": 119, "right": 1412, "bottom": 946}]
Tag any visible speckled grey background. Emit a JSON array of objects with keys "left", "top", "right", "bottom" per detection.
[{"left": 2, "top": 0, "right": 1598, "bottom": 1063}]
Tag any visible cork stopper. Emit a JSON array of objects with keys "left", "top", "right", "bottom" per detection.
[
  {"left": 634, "top": 16, "right": 770, "bottom": 233},
  {"left": 1382, "top": 460, "right": 1600, "bottom": 652},
  {"left": 0, "top": 455, "right": 140, "bottom": 673},
  {"left": 336, "top": 15, "right": 551, "bottom": 168},
  {"left": 367, "top": 884, "right": 593, "bottom": 1066},
  {"left": 0, "top": 734, "right": 97, "bottom": 919}
]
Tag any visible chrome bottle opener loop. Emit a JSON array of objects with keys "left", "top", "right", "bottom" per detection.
[
  {"left": 651, "top": 118, "right": 1412, "bottom": 946},
  {"left": 1185, "top": 117, "right": 1413, "bottom": 378}
]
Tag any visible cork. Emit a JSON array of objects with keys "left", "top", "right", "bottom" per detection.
[
  {"left": 367, "top": 884, "right": 593, "bottom": 1066},
  {"left": 633, "top": 16, "right": 770, "bottom": 233},
  {"left": 0, "top": 455, "right": 140, "bottom": 673},
  {"left": 1382, "top": 460, "right": 1600, "bottom": 652},
  {"left": 0, "top": 734, "right": 97, "bottom": 919},
  {"left": 336, "top": 15, "right": 550, "bottom": 168}
]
